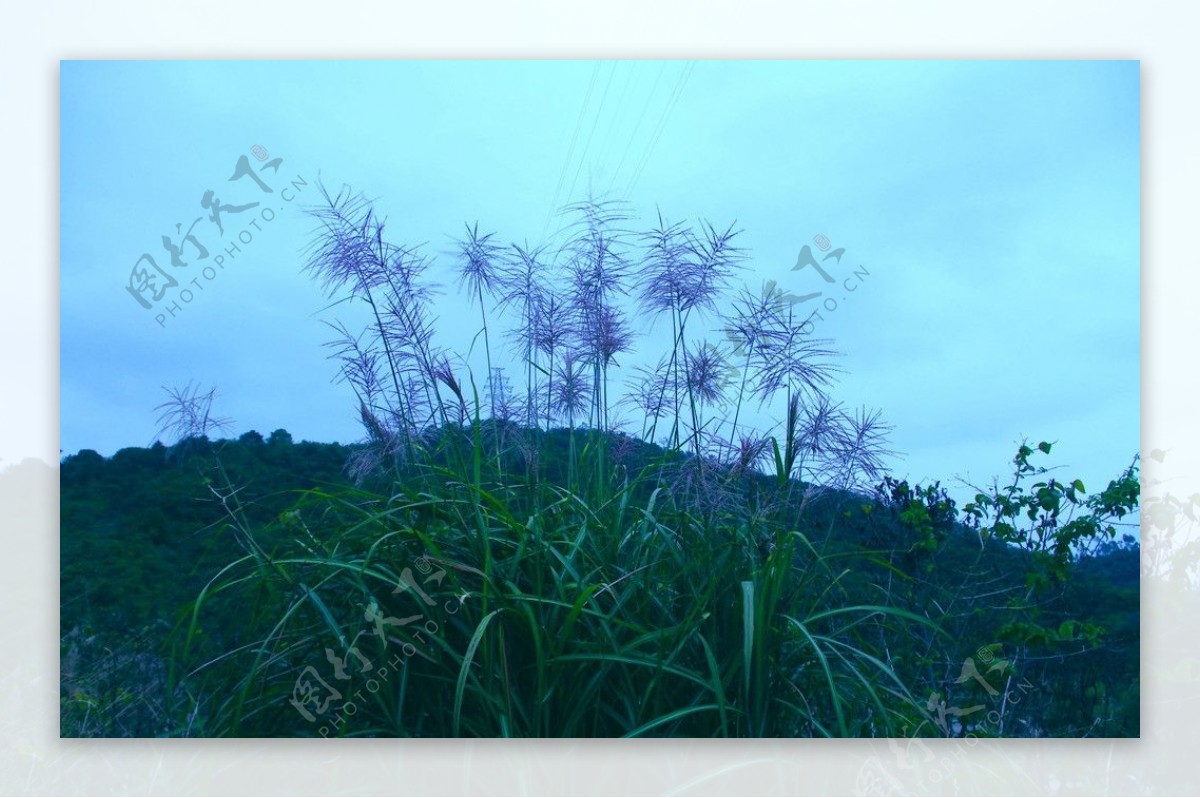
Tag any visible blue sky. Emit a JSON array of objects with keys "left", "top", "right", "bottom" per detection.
[{"left": 60, "top": 60, "right": 1139, "bottom": 504}]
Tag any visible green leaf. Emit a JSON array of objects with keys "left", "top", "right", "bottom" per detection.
[
  {"left": 741, "top": 580, "right": 754, "bottom": 702},
  {"left": 622, "top": 704, "right": 721, "bottom": 738},
  {"left": 454, "top": 609, "right": 503, "bottom": 737},
  {"left": 303, "top": 584, "right": 346, "bottom": 649}
]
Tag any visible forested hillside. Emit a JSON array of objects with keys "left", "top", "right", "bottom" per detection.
[{"left": 60, "top": 429, "right": 1139, "bottom": 738}]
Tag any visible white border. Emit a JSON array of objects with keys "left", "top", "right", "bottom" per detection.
[{"left": 4, "top": 1, "right": 1195, "bottom": 794}]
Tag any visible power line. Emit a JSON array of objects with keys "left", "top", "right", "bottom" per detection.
[
  {"left": 624, "top": 60, "right": 694, "bottom": 201},
  {"left": 542, "top": 61, "right": 602, "bottom": 239},
  {"left": 623, "top": 61, "right": 695, "bottom": 201},
  {"left": 592, "top": 61, "right": 637, "bottom": 192},
  {"left": 563, "top": 60, "right": 619, "bottom": 214},
  {"left": 606, "top": 62, "right": 668, "bottom": 198}
]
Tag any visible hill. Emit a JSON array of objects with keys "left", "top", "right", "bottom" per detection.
[{"left": 60, "top": 427, "right": 1138, "bottom": 737}]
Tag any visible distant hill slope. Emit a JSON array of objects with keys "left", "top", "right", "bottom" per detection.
[{"left": 59, "top": 427, "right": 1139, "bottom": 737}]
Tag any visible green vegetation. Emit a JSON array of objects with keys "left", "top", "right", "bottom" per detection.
[
  {"left": 60, "top": 428, "right": 1138, "bottom": 738},
  {"left": 60, "top": 189, "right": 1139, "bottom": 737}
]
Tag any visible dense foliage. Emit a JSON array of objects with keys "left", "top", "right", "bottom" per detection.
[{"left": 61, "top": 430, "right": 1138, "bottom": 738}]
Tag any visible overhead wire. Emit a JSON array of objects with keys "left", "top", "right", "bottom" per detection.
[
  {"left": 591, "top": 61, "right": 637, "bottom": 195},
  {"left": 563, "top": 61, "right": 619, "bottom": 216},
  {"left": 605, "top": 61, "right": 669, "bottom": 199},
  {"left": 623, "top": 61, "right": 696, "bottom": 201},
  {"left": 542, "top": 61, "right": 602, "bottom": 239}
]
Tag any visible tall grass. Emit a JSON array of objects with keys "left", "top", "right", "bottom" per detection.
[{"left": 166, "top": 186, "right": 941, "bottom": 737}]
